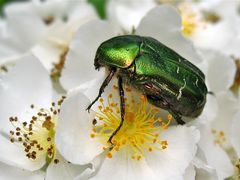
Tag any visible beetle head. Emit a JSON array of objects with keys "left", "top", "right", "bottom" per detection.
[{"left": 94, "top": 35, "right": 142, "bottom": 69}]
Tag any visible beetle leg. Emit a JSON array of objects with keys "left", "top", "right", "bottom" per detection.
[
  {"left": 208, "top": 91, "right": 215, "bottom": 96},
  {"left": 146, "top": 95, "right": 185, "bottom": 125},
  {"left": 108, "top": 76, "right": 125, "bottom": 144},
  {"left": 169, "top": 110, "right": 185, "bottom": 125},
  {"left": 86, "top": 68, "right": 116, "bottom": 112}
]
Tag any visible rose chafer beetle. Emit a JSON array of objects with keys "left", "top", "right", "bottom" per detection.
[{"left": 87, "top": 35, "right": 208, "bottom": 143}]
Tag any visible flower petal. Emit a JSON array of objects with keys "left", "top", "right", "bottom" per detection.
[
  {"left": 31, "top": 38, "right": 66, "bottom": 72},
  {"left": 144, "top": 126, "right": 199, "bottom": 179},
  {"left": 200, "top": 49, "right": 236, "bottom": 93},
  {"left": 55, "top": 89, "right": 104, "bottom": 165},
  {"left": 80, "top": 125, "right": 196, "bottom": 180},
  {"left": 0, "top": 134, "right": 45, "bottom": 171},
  {"left": 192, "top": 152, "right": 218, "bottom": 180},
  {"left": 198, "top": 126, "right": 234, "bottom": 179},
  {"left": 230, "top": 111, "right": 240, "bottom": 157},
  {"left": 74, "top": 152, "right": 106, "bottom": 180},
  {"left": 0, "top": 53, "right": 53, "bottom": 132},
  {"left": 191, "top": 93, "right": 218, "bottom": 126},
  {"left": 81, "top": 150, "right": 159, "bottom": 180},
  {"left": 67, "top": 1, "right": 98, "bottom": 26},
  {"left": 195, "top": 167, "right": 218, "bottom": 180},
  {"left": 107, "top": 0, "right": 155, "bottom": 33},
  {"left": 46, "top": 152, "right": 89, "bottom": 180},
  {"left": 0, "top": 162, "right": 44, "bottom": 180},
  {"left": 194, "top": 17, "right": 240, "bottom": 57},
  {"left": 136, "top": 5, "right": 202, "bottom": 65},
  {"left": 211, "top": 91, "right": 239, "bottom": 148},
  {"left": 183, "top": 164, "right": 196, "bottom": 180},
  {"left": 60, "top": 20, "right": 115, "bottom": 91},
  {"left": 3, "top": 1, "right": 46, "bottom": 50}
]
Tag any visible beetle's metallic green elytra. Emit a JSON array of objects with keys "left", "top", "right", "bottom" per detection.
[{"left": 87, "top": 35, "right": 208, "bottom": 143}]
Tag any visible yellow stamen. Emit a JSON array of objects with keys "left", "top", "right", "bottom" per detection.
[
  {"left": 8, "top": 96, "right": 66, "bottom": 164},
  {"left": 211, "top": 128, "right": 226, "bottom": 147},
  {"left": 91, "top": 86, "right": 170, "bottom": 160},
  {"left": 178, "top": 3, "right": 205, "bottom": 37}
]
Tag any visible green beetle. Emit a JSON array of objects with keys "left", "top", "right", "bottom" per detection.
[{"left": 87, "top": 35, "right": 208, "bottom": 143}]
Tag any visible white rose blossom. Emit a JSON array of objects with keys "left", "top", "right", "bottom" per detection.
[
  {"left": 188, "top": 49, "right": 237, "bottom": 180},
  {"left": 177, "top": 1, "right": 240, "bottom": 62},
  {"left": 0, "top": 53, "right": 87, "bottom": 179},
  {"left": 0, "top": 0, "right": 98, "bottom": 72},
  {"left": 107, "top": 0, "right": 240, "bottom": 58},
  {"left": 56, "top": 86, "right": 200, "bottom": 180}
]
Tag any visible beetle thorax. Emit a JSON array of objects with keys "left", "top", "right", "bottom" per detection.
[{"left": 94, "top": 35, "right": 142, "bottom": 69}]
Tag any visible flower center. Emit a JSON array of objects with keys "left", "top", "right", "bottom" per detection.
[
  {"left": 211, "top": 129, "right": 226, "bottom": 147},
  {"left": 230, "top": 59, "right": 240, "bottom": 94},
  {"left": 0, "top": 65, "right": 8, "bottom": 73},
  {"left": 178, "top": 3, "right": 205, "bottom": 37},
  {"left": 234, "top": 159, "right": 240, "bottom": 179},
  {"left": 90, "top": 86, "right": 171, "bottom": 160},
  {"left": 202, "top": 11, "right": 220, "bottom": 24},
  {"left": 9, "top": 96, "right": 65, "bottom": 164},
  {"left": 50, "top": 47, "right": 69, "bottom": 82}
]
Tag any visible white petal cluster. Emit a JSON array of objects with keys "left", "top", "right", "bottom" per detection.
[{"left": 0, "top": 0, "right": 239, "bottom": 179}]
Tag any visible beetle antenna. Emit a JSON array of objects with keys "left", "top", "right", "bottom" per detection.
[{"left": 86, "top": 68, "right": 116, "bottom": 112}]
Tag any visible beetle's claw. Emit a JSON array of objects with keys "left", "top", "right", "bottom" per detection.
[
  {"left": 86, "top": 105, "right": 91, "bottom": 113},
  {"left": 108, "top": 143, "right": 114, "bottom": 151},
  {"left": 108, "top": 137, "right": 114, "bottom": 146},
  {"left": 108, "top": 137, "right": 113, "bottom": 144}
]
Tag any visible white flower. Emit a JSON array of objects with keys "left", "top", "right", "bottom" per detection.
[
  {"left": 106, "top": 0, "right": 240, "bottom": 57},
  {"left": 0, "top": 0, "right": 98, "bottom": 72},
  {"left": 56, "top": 87, "right": 200, "bottom": 180},
  {"left": 0, "top": 53, "right": 86, "bottom": 179},
  {"left": 200, "top": 50, "right": 237, "bottom": 150},
  {"left": 189, "top": 50, "right": 237, "bottom": 179},
  {"left": 183, "top": 0, "right": 240, "bottom": 58}
]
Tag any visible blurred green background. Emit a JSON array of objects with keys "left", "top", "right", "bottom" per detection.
[{"left": 0, "top": 0, "right": 108, "bottom": 18}]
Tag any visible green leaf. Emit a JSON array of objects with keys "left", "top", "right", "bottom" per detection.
[
  {"left": 0, "top": 0, "right": 27, "bottom": 16},
  {"left": 88, "top": 0, "right": 108, "bottom": 19},
  {"left": 0, "top": 0, "right": 10, "bottom": 15}
]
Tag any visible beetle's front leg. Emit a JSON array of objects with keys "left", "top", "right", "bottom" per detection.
[
  {"left": 108, "top": 76, "right": 125, "bottom": 144},
  {"left": 169, "top": 110, "right": 185, "bottom": 125},
  {"left": 86, "top": 68, "right": 116, "bottom": 112}
]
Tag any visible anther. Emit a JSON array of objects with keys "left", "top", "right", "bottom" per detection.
[{"left": 54, "top": 159, "right": 59, "bottom": 164}]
